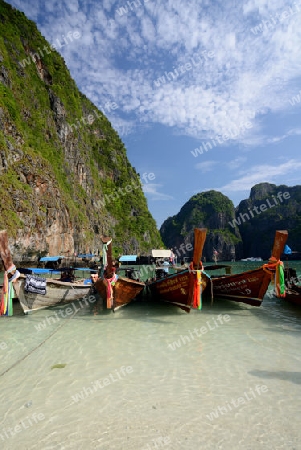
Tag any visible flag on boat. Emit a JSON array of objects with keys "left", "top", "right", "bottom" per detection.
[{"left": 284, "top": 245, "right": 292, "bottom": 255}]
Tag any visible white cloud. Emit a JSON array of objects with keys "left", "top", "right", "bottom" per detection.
[
  {"left": 226, "top": 157, "right": 247, "bottom": 170},
  {"left": 195, "top": 161, "right": 218, "bottom": 173},
  {"left": 216, "top": 159, "right": 301, "bottom": 193},
  {"left": 142, "top": 183, "right": 174, "bottom": 201},
  {"left": 7, "top": 0, "right": 301, "bottom": 144}
]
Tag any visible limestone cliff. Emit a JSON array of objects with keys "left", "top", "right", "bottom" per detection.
[
  {"left": 0, "top": 0, "right": 163, "bottom": 260},
  {"left": 235, "top": 183, "right": 301, "bottom": 258},
  {"left": 160, "top": 191, "right": 243, "bottom": 261},
  {"left": 160, "top": 184, "right": 301, "bottom": 261}
]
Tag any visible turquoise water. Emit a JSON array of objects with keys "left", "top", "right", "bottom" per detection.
[{"left": 0, "top": 261, "right": 301, "bottom": 449}]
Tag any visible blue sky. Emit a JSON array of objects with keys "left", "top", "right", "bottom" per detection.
[{"left": 6, "top": 0, "right": 301, "bottom": 227}]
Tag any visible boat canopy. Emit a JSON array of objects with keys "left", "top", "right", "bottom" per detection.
[
  {"left": 39, "top": 256, "right": 64, "bottom": 262},
  {"left": 119, "top": 255, "right": 137, "bottom": 262},
  {"left": 151, "top": 250, "right": 171, "bottom": 258},
  {"left": 18, "top": 268, "right": 61, "bottom": 275},
  {"left": 74, "top": 267, "right": 97, "bottom": 272},
  {"left": 77, "top": 253, "right": 96, "bottom": 258}
]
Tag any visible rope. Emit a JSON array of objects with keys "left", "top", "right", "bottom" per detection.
[{"left": 0, "top": 306, "right": 79, "bottom": 378}]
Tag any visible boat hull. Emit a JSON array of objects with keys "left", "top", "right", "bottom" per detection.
[
  {"left": 283, "top": 285, "right": 301, "bottom": 306},
  {"left": 18, "top": 279, "right": 92, "bottom": 313},
  {"left": 210, "top": 267, "right": 272, "bottom": 306},
  {"left": 148, "top": 269, "right": 209, "bottom": 313},
  {"left": 94, "top": 276, "right": 145, "bottom": 311}
]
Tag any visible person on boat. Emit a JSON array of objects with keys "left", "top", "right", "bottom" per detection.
[
  {"left": 90, "top": 273, "right": 99, "bottom": 283},
  {"left": 163, "top": 259, "right": 170, "bottom": 274},
  {"left": 169, "top": 249, "right": 176, "bottom": 265},
  {"left": 60, "top": 270, "right": 74, "bottom": 282},
  {"left": 180, "top": 260, "right": 188, "bottom": 269},
  {"left": 113, "top": 261, "right": 121, "bottom": 273}
]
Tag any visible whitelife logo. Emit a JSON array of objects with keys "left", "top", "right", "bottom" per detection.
[
  {"left": 168, "top": 315, "right": 231, "bottom": 351},
  {"left": 228, "top": 191, "right": 291, "bottom": 228},
  {"left": 71, "top": 366, "right": 133, "bottom": 403},
  {"left": 206, "top": 385, "right": 268, "bottom": 421}
]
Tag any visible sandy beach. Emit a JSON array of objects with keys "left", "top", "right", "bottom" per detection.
[{"left": 1, "top": 279, "right": 301, "bottom": 450}]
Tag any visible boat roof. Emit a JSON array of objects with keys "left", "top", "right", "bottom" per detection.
[
  {"left": 19, "top": 268, "right": 61, "bottom": 274},
  {"left": 74, "top": 267, "right": 97, "bottom": 272},
  {"left": 18, "top": 267, "right": 97, "bottom": 274},
  {"left": 119, "top": 255, "right": 137, "bottom": 262},
  {"left": 77, "top": 253, "right": 96, "bottom": 258},
  {"left": 151, "top": 250, "right": 171, "bottom": 258},
  {"left": 39, "top": 256, "right": 64, "bottom": 262}
]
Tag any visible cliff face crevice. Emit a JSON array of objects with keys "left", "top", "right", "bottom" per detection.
[{"left": 0, "top": 0, "right": 163, "bottom": 260}]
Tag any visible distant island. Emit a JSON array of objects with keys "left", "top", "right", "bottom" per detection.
[{"left": 160, "top": 183, "right": 301, "bottom": 261}]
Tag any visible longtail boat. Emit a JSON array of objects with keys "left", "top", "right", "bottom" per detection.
[
  {"left": 273, "top": 266, "right": 301, "bottom": 306},
  {"left": 283, "top": 285, "right": 301, "bottom": 306},
  {"left": 1, "top": 229, "right": 94, "bottom": 314},
  {"left": 17, "top": 274, "right": 92, "bottom": 314},
  {"left": 147, "top": 228, "right": 210, "bottom": 313},
  {"left": 93, "top": 236, "right": 145, "bottom": 312},
  {"left": 206, "top": 230, "right": 288, "bottom": 306}
]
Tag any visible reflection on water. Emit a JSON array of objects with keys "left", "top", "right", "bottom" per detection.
[{"left": 0, "top": 261, "right": 301, "bottom": 449}]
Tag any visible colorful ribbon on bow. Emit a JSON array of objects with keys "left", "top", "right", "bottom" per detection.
[
  {"left": 106, "top": 273, "right": 118, "bottom": 308},
  {"left": 263, "top": 257, "right": 286, "bottom": 298},
  {"left": 192, "top": 270, "right": 203, "bottom": 310},
  {"left": 0, "top": 264, "right": 20, "bottom": 316}
]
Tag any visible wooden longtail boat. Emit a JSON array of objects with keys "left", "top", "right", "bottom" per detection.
[
  {"left": 274, "top": 267, "right": 301, "bottom": 306},
  {"left": 206, "top": 230, "right": 288, "bottom": 306},
  {"left": 17, "top": 276, "right": 92, "bottom": 314},
  {"left": 93, "top": 236, "right": 145, "bottom": 312},
  {"left": 147, "top": 228, "right": 210, "bottom": 313},
  {"left": 283, "top": 284, "right": 301, "bottom": 306},
  {"left": 0, "top": 229, "right": 94, "bottom": 314}
]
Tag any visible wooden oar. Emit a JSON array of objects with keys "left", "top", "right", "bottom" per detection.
[
  {"left": 192, "top": 228, "right": 207, "bottom": 268},
  {"left": 270, "top": 230, "right": 288, "bottom": 260}
]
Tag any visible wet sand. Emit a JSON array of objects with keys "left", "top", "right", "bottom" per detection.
[{"left": 0, "top": 270, "right": 301, "bottom": 449}]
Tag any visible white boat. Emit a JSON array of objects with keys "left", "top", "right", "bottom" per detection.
[
  {"left": 17, "top": 268, "right": 94, "bottom": 313},
  {"left": 241, "top": 257, "right": 263, "bottom": 262}
]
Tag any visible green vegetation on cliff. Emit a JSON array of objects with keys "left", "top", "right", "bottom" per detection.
[
  {"left": 160, "top": 190, "right": 242, "bottom": 261},
  {"left": 235, "top": 183, "right": 301, "bottom": 258},
  {"left": 0, "top": 0, "right": 162, "bottom": 256}
]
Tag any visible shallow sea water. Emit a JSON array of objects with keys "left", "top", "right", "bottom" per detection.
[{"left": 0, "top": 262, "right": 301, "bottom": 450}]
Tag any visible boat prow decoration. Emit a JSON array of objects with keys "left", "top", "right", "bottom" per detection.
[
  {"left": 147, "top": 228, "right": 210, "bottom": 313},
  {"left": 93, "top": 235, "right": 145, "bottom": 311}
]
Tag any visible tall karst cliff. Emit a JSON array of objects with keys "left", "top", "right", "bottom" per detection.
[
  {"left": 160, "top": 190, "right": 243, "bottom": 261},
  {"left": 160, "top": 184, "right": 301, "bottom": 262},
  {"left": 0, "top": 0, "right": 163, "bottom": 259},
  {"left": 235, "top": 183, "right": 301, "bottom": 258}
]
